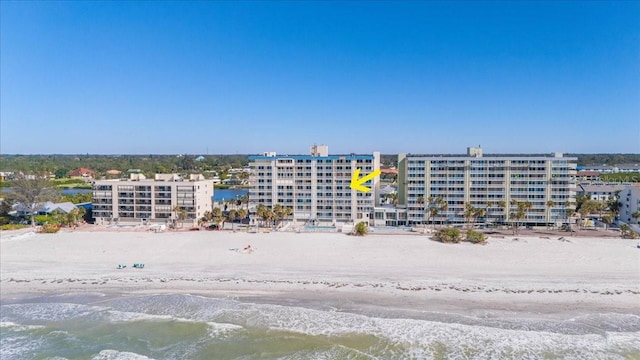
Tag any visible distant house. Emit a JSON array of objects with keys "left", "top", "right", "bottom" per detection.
[
  {"left": 582, "top": 164, "right": 617, "bottom": 173},
  {"left": 69, "top": 168, "right": 95, "bottom": 181},
  {"left": 0, "top": 171, "right": 13, "bottom": 181},
  {"left": 576, "top": 184, "right": 626, "bottom": 202},
  {"left": 12, "top": 201, "right": 78, "bottom": 216},
  {"left": 106, "top": 169, "right": 122, "bottom": 176},
  {"left": 576, "top": 171, "right": 600, "bottom": 182},
  {"left": 195, "top": 156, "right": 206, "bottom": 162},
  {"left": 616, "top": 164, "right": 640, "bottom": 173}
]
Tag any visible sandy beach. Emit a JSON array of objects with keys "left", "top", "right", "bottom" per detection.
[{"left": 2, "top": 226, "right": 639, "bottom": 319}]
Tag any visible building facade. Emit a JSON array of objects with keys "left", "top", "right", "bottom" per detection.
[
  {"left": 248, "top": 146, "right": 380, "bottom": 225},
  {"left": 576, "top": 184, "right": 627, "bottom": 202},
  {"left": 92, "top": 173, "right": 213, "bottom": 225},
  {"left": 618, "top": 185, "right": 640, "bottom": 226},
  {"left": 397, "top": 147, "right": 577, "bottom": 226}
]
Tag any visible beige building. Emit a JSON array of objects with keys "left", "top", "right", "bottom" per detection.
[
  {"left": 92, "top": 173, "right": 213, "bottom": 226},
  {"left": 397, "top": 147, "right": 577, "bottom": 226},
  {"left": 248, "top": 145, "right": 380, "bottom": 225}
]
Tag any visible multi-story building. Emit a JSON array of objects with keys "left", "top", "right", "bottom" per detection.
[
  {"left": 92, "top": 173, "right": 213, "bottom": 226},
  {"left": 248, "top": 145, "right": 380, "bottom": 225},
  {"left": 397, "top": 147, "right": 577, "bottom": 226},
  {"left": 618, "top": 185, "right": 640, "bottom": 228}
]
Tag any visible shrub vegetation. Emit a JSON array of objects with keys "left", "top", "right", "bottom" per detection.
[
  {"left": 354, "top": 221, "right": 368, "bottom": 236},
  {"left": 39, "top": 224, "right": 61, "bottom": 233},
  {"left": 465, "top": 229, "right": 487, "bottom": 244},
  {"left": 0, "top": 224, "right": 29, "bottom": 231},
  {"left": 433, "top": 227, "right": 462, "bottom": 243}
]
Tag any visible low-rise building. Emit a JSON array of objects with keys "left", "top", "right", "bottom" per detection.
[
  {"left": 576, "top": 184, "right": 626, "bottom": 202},
  {"left": 92, "top": 173, "right": 213, "bottom": 226}
]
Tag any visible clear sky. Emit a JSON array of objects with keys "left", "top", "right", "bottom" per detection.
[{"left": 1, "top": 1, "right": 638, "bottom": 155}]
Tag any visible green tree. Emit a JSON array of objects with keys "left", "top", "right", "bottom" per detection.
[
  {"left": 227, "top": 209, "right": 238, "bottom": 230},
  {"left": 464, "top": 202, "right": 473, "bottom": 228},
  {"left": 620, "top": 224, "right": 639, "bottom": 239},
  {"left": 631, "top": 211, "right": 640, "bottom": 224},
  {"left": 354, "top": 221, "right": 368, "bottom": 236},
  {"left": 5, "top": 173, "right": 59, "bottom": 227},
  {"left": 497, "top": 200, "right": 507, "bottom": 225},
  {"left": 417, "top": 195, "right": 425, "bottom": 225},
  {"left": 237, "top": 208, "right": 248, "bottom": 227},
  {"left": 510, "top": 200, "right": 532, "bottom": 235},
  {"left": 173, "top": 205, "right": 188, "bottom": 228},
  {"left": 212, "top": 207, "right": 224, "bottom": 229},
  {"left": 54, "top": 168, "right": 69, "bottom": 179},
  {"left": 485, "top": 201, "right": 494, "bottom": 227},
  {"left": 546, "top": 200, "right": 555, "bottom": 228},
  {"left": 65, "top": 207, "right": 86, "bottom": 227}
]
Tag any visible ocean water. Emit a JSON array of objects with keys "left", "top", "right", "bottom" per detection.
[{"left": 1, "top": 293, "right": 639, "bottom": 360}]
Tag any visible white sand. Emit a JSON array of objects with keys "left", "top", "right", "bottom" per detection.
[{"left": 1, "top": 228, "right": 639, "bottom": 318}]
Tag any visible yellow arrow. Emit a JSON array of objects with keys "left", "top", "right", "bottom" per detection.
[{"left": 350, "top": 168, "right": 381, "bottom": 193}]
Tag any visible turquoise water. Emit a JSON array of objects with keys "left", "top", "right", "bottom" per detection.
[
  {"left": 302, "top": 226, "right": 336, "bottom": 232},
  {"left": 2, "top": 293, "right": 639, "bottom": 359},
  {"left": 214, "top": 189, "right": 248, "bottom": 203}
]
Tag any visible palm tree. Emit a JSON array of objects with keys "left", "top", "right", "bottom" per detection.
[
  {"left": 227, "top": 209, "right": 238, "bottom": 230},
  {"left": 565, "top": 207, "right": 576, "bottom": 235},
  {"left": 273, "top": 204, "right": 285, "bottom": 227},
  {"left": 428, "top": 205, "right": 439, "bottom": 229},
  {"left": 473, "top": 207, "right": 485, "bottom": 228},
  {"left": 485, "top": 201, "right": 494, "bottom": 227},
  {"left": 417, "top": 195, "right": 425, "bottom": 225},
  {"left": 203, "top": 210, "right": 213, "bottom": 223},
  {"left": 173, "top": 205, "right": 187, "bottom": 228},
  {"left": 464, "top": 202, "right": 475, "bottom": 229},
  {"left": 438, "top": 198, "right": 448, "bottom": 227},
  {"left": 237, "top": 208, "right": 248, "bottom": 228},
  {"left": 497, "top": 200, "right": 507, "bottom": 226},
  {"left": 354, "top": 221, "right": 368, "bottom": 236},
  {"left": 510, "top": 200, "right": 532, "bottom": 235},
  {"left": 546, "top": 200, "right": 555, "bottom": 229},
  {"left": 212, "top": 207, "right": 223, "bottom": 229}
]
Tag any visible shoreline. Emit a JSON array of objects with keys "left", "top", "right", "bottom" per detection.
[{"left": 2, "top": 228, "right": 639, "bottom": 322}]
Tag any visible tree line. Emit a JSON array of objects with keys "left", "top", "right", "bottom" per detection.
[{"left": 3, "top": 154, "right": 639, "bottom": 176}]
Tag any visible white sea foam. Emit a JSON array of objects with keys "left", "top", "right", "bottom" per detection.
[
  {"left": 0, "top": 321, "right": 45, "bottom": 331},
  {"left": 222, "top": 301, "right": 640, "bottom": 359},
  {"left": 4, "top": 295, "right": 638, "bottom": 359},
  {"left": 91, "top": 349, "right": 155, "bottom": 360},
  {"left": 2, "top": 302, "right": 98, "bottom": 322},
  {"left": 0, "top": 334, "right": 46, "bottom": 360}
]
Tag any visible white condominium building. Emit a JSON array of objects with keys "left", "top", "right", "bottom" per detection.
[
  {"left": 618, "top": 185, "right": 640, "bottom": 227},
  {"left": 249, "top": 145, "right": 380, "bottom": 225},
  {"left": 92, "top": 173, "right": 213, "bottom": 225},
  {"left": 397, "top": 147, "right": 577, "bottom": 226}
]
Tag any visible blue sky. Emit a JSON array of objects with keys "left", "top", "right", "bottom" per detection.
[{"left": 1, "top": 1, "right": 638, "bottom": 155}]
